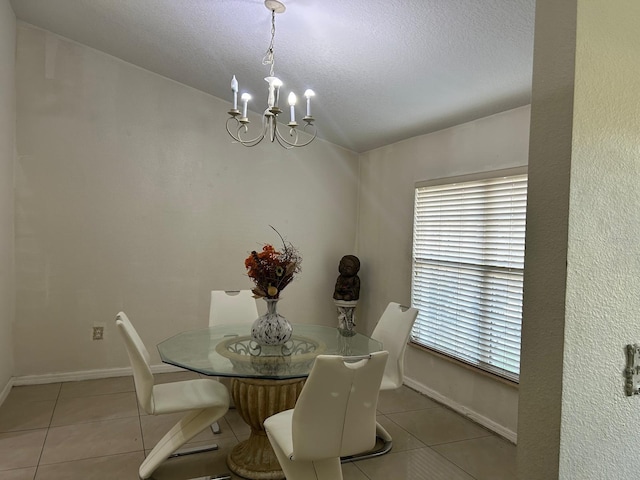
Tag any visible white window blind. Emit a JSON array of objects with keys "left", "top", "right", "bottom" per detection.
[{"left": 411, "top": 170, "right": 527, "bottom": 382}]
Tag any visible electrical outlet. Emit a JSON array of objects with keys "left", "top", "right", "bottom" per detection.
[{"left": 92, "top": 326, "right": 104, "bottom": 340}]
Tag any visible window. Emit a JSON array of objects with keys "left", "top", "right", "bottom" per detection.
[{"left": 411, "top": 168, "right": 527, "bottom": 382}]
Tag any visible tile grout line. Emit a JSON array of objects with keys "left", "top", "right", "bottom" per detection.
[
  {"left": 377, "top": 412, "right": 426, "bottom": 447},
  {"left": 352, "top": 457, "right": 374, "bottom": 480},
  {"left": 137, "top": 399, "right": 147, "bottom": 458},
  {"left": 33, "top": 382, "right": 62, "bottom": 479},
  {"left": 427, "top": 445, "right": 482, "bottom": 480}
]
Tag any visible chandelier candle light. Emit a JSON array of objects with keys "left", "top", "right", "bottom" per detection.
[{"left": 226, "top": 0, "right": 317, "bottom": 148}]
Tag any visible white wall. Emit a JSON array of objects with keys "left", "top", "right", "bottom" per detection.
[
  {"left": 562, "top": 2, "right": 640, "bottom": 473},
  {"left": 519, "top": 0, "right": 640, "bottom": 478},
  {"left": 357, "top": 105, "right": 530, "bottom": 439},
  {"left": 13, "top": 24, "right": 360, "bottom": 377},
  {"left": 0, "top": 0, "right": 16, "bottom": 397},
  {"left": 516, "top": 0, "right": 575, "bottom": 475}
]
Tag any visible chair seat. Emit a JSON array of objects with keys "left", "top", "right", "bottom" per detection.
[
  {"left": 263, "top": 409, "right": 295, "bottom": 459},
  {"left": 152, "top": 379, "right": 230, "bottom": 415}
]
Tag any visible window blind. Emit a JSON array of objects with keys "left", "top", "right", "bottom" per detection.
[{"left": 411, "top": 171, "right": 527, "bottom": 382}]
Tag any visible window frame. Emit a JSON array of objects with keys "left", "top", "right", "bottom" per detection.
[{"left": 410, "top": 167, "right": 527, "bottom": 383}]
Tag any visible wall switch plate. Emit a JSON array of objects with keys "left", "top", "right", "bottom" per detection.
[
  {"left": 92, "top": 325, "right": 105, "bottom": 340},
  {"left": 625, "top": 344, "right": 640, "bottom": 396}
]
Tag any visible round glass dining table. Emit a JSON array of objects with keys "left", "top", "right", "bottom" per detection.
[{"left": 157, "top": 324, "right": 383, "bottom": 480}]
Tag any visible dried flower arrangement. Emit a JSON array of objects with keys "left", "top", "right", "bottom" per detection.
[{"left": 244, "top": 227, "right": 302, "bottom": 299}]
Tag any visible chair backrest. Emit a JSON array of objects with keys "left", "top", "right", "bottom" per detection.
[
  {"left": 371, "top": 302, "right": 419, "bottom": 390},
  {"left": 291, "top": 351, "right": 388, "bottom": 460},
  {"left": 208, "top": 290, "right": 259, "bottom": 327},
  {"left": 115, "top": 312, "right": 155, "bottom": 414}
]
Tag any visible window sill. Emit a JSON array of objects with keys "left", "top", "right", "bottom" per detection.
[{"left": 408, "top": 341, "right": 520, "bottom": 390}]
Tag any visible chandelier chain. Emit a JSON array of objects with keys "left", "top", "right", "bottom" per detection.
[{"left": 262, "top": 9, "right": 277, "bottom": 77}]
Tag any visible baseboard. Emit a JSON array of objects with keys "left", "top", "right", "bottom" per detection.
[
  {"left": 403, "top": 377, "right": 518, "bottom": 444},
  {"left": 0, "top": 377, "right": 14, "bottom": 406},
  {"left": 13, "top": 364, "right": 184, "bottom": 386}
]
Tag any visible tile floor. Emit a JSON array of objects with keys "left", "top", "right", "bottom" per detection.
[{"left": 0, "top": 372, "right": 516, "bottom": 479}]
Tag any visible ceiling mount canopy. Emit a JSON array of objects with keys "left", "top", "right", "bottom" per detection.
[
  {"left": 264, "top": 0, "right": 286, "bottom": 14},
  {"left": 226, "top": 0, "right": 317, "bottom": 148}
]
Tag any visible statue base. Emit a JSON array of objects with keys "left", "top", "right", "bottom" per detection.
[{"left": 334, "top": 299, "right": 358, "bottom": 336}]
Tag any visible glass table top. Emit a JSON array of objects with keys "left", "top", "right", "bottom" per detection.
[{"left": 157, "top": 323, "right": 383, "bottom": 380}]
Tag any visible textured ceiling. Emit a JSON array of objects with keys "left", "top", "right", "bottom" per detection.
[{"left": 9, "top": 0, "right": 535, "bottom": 153}]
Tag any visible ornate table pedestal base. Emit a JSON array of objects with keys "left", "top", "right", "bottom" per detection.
[{"left": 227, "top": 377, "right": 305, "bottom": 480}]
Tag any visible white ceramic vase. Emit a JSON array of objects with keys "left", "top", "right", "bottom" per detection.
[{"left": 251, "top": 298, "right": 293, "bottom": 346}]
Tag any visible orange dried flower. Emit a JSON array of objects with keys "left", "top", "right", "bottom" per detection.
[{"left": 245, "top": 228, "right": 302, "bottom": 299}]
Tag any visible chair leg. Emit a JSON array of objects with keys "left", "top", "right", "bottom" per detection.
[
  {"left": 340, "top": 422, "right": 393, "bottom": 463},
  {"left": 209, "top": 377, "right": 233, "bottom": 435},
  {"left": 169, "top": 444, "right": 218, "bottom": 458},
  {"left": 151, "top": 474, "right": 231, "bottom": 480},
  {"left": 139, "top": 406, "right": 229, "bottom": 480},
  {"left": 375, "top": 421, "right": 393, "bottom": 443},
  {"left": 187, "top": 476, "right": 232, "bottom": 480},
  {"left": 210, "top": 421, "right": 222, "bottom": 434}
]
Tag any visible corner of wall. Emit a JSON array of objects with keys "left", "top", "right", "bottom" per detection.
[
  {"left": 0, "top": 0, "right": 17, "bottom": 387},
  {"left": 0, "top": 376, "right": 13, "bottom": 407}
]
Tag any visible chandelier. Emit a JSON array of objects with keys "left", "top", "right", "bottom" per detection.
[{"left": 226, "top": 0, "right": 317, "bottom": 148}]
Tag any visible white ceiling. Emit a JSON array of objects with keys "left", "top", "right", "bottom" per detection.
[{"left": 9, "top": 0, "right": 535, "bottom": 153}]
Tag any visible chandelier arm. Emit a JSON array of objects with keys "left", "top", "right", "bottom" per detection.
[
  {"left": 225, "top": 117, "right": 268, "bottom": 147},
  {"left": 274, "top": 135, "right": 295, "bottom": 150},
  {"left": 273, "top": 125, "right": 297, "bottom": 149},
  {"left": 301, "top": 122, "right": 318, "bottom": 143},
  {"left": 272, "top": 122, "right": 317, "bottom": 148}
]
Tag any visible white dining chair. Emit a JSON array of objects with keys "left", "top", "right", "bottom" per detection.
[
  {"left": 371, "top": 302, "right": 420, "bottom": 391},
  {"left": 209, "top": 289, "right": 259, "bottom": 327},
  {"left": 208, "top": 289, "right": 259, "bottom": 433},
  {"left": 264, "top": 351, "right": 388, "bottom": 480},
  {"left": 368, "top": 302, "right": 419, "bottom": 458},
  {"left": 341, "top": 302, "right": 419, "bottom": 463},
  {"left": 116, "top": 312, "right": 231, "bottom": 480}
]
